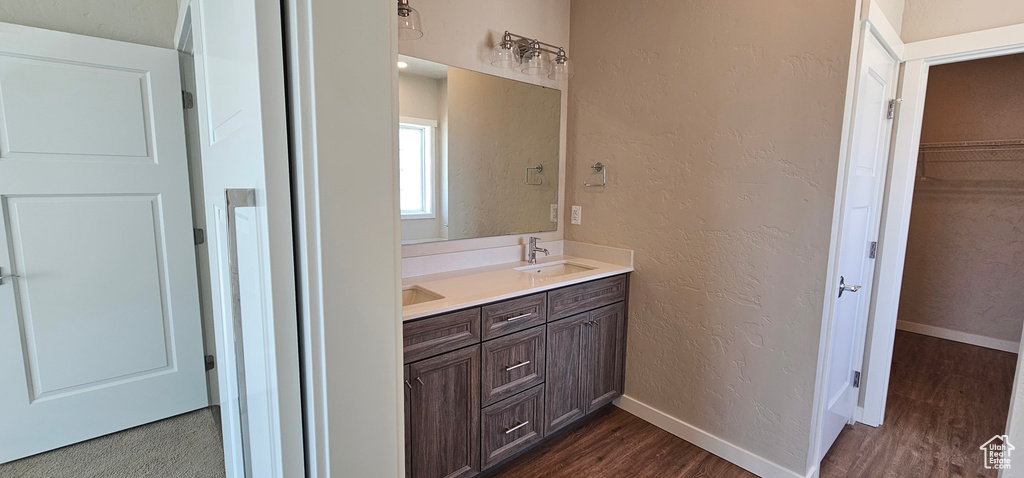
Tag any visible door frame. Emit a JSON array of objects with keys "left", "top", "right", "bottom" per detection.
[
  {"left": 808, "top": 6, "right": 1024, "bottom": 475},
  {"left": 174, "top": 1, "right": 305, "bottom": 476},
  {"left": 860, "top": 23, "right": 1024, "bottom": 430},
  {"left": 805, "top": 2, "right": 903, "bottom": 473}
]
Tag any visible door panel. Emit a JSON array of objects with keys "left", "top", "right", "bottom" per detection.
[
  {"left": 820, "top": 30, "right": 898, "bottom": 459},
  {"left": 583, "top": 303, "right": 625, "bottom": 412},
  {"left": 6, "top": 196, "right": 172, "bottom": 398},
  {"left": 0, "top": 56, "right": 150, "bottom": 160},
  {"left": 0, "top": 23, "right": 206, "bottom": 463},
  {"left": 544, "top": 313, "right": 588, "bottom": 435}
]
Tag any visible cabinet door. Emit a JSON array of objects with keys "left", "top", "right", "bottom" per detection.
[
  {"left": 544, "top": 313, "right": 589, "bottom": 435},
  {"left": 404, "top": 365, "right": 412, "bottom": 476},
  {"left": 583, "top": 303, "right": 625, "bottom": 413},
  {"left": 408, "top": 346, "right": 481, "bottom": 478}
]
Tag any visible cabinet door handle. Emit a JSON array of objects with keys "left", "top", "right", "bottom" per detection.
[
  {"left": 505, "top": 313, "right": 533, "bottom": 322},
  {"left": 416, "top": 377, "right": 424, "bottom": 385},
  {"left": 506, "top": 361, "right": 531, "bottom": 372},
  {"left": 404, "top": 380, "right": 413, "bottom": 389},
  {"left": 504, "top": 421, "right": 530, "bottom": 434}
]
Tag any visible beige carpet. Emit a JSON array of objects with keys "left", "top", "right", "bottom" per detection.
[{"left": 0, "top": 407, "right": 226, "bottom": 478}]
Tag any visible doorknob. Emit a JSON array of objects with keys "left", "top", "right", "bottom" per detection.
[
  {"left": 0, "top": 268, "right": 19, "bottom": 286},
  {"left": 838, "top": 275, "right": 861, "bottom": 298}
]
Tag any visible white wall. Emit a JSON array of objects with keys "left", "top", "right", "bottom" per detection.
[
  {"left": 398, "top": 0, "right": 571, "bottom": 261},
  {"left": 0, "top": 0, "right": 178, "bottom": 48},
  {"left": 288, "top": 0, "right": 404, "bottom": 476}
]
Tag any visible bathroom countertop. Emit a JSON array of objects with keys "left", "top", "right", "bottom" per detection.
[{"left": 402, "top": 254, "right": 633, "bottom": 321}]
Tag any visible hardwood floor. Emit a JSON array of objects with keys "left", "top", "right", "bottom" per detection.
[
  {"left": 820, "top": 331, "right": 1017, "bottom": 477},
  {"left": 488, "top": 407, "right": 754, "bottom": 478},
  {"left": 488, "top": 331, "right": 1016, "bottom": 477}
]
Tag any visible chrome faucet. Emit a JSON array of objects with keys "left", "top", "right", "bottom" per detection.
[{"left": 527, "top": 237, "right": 549, "bottom": 264}]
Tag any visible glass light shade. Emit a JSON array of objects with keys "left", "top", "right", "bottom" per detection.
[
  {"left": 490, "top": 44, "right": 521, "bottom": 68},
  {"left": 397, "top": 5, "right": 423, "bottom": 40},
  {"left": 520, "top": 52, "right": 549, "bottom": 75},
  {"left": 548, "top": 58, "right": 573, "bottom": 80}
]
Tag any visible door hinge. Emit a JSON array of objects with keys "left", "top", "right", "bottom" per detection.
[
  {"left": 205, "top": 354, "right": 215, "bottom": 371},
  {"left": 869, "top": 241, "right": 878, "bottom": 259},
  {"left": 182, "top": 90, "right": 195, "bottom": 110},
  {"left": 194, "top": 228, "right": 205, "bottom": 245},
  {"left": 887, "top": 99, "right": 897, "bottom": 119},
  {"left": 853, "top": 371, "right": 861, "bottom": 388}
]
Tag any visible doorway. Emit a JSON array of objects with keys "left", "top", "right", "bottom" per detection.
[{"left": 820, "top": 53, "right": 1024, "bottom": 475}]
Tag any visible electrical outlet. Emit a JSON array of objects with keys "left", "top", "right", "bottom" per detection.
[
  {"left": 571, "top": 205, "right": 582, "bottom": 225},
  {"left": 550, "top": 204, "right": 558, "bottom": 223}
]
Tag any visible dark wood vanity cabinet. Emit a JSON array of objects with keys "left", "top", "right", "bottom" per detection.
[
  {"left": 406, "top": 345, "right": 481, "bottom": 478},
  {"left": 403, "top": 273, "right": 628, "bottom": 477},
  {"left": 582, "top": 302, "right": 626, "bottom": 412},
  {"left": 544, "top": 302, "right": 626, "bottom": 435}
]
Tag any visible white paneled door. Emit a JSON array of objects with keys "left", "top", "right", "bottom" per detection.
[
  {"left": 819, "top": 28, "right": 899, "bottom": 459},
  {"left": 0, "top": 23, "right": 207, "bottom": 462}
]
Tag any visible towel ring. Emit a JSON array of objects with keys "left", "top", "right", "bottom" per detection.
[
  {"left": 584, "top": 162, "right": 607, "bottom": 187},
  {"left": 525, "top": 164, "right": 543, "bottom": 185}
]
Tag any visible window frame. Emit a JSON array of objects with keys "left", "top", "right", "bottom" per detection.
[{"left": 398, "top": 116, "right": 438, "bottom": 219}]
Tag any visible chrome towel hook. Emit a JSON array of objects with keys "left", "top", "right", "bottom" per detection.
[{"left": 584, "top": 162, "right": 607, "bottom": 187}]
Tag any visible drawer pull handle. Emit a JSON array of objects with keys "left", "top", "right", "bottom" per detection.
[
  {"left": 505, "top": 313, "right": 533, "bottom": 322},
  {"left": 505, "top": 361, "right": 531, "bottom": 372},
  {"left": 505, "top": 421, "right": 529, "bottom": 434}
]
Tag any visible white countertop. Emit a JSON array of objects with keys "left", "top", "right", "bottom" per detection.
[{"left": 402, "top": 254, "right": 633, "bottom": 321}]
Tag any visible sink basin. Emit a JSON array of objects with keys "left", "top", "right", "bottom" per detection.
[
  {"left": 402, "top": 286, "right": 444, "bottom": 306},
  {"left": 515, "top": 261, "right": 596, "bottom": 277}
]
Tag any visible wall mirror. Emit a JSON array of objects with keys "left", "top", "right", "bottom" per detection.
[{"left": 398, "top": 55, "right": 561, "bottom": 244}]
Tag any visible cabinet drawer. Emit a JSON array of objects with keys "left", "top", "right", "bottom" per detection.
[
  {"left": 403, "top": 308, "right": 481, "bottom": 364},
  {"left": 481, "top": 385, "right": 544, "bottom": 470},
  {"left": 481, "top": 293, "right": 547, "bottom": 340},
  {"left": 481, "top": 326, "right": 545, "bottom": 406},
  {"left": 547, "top": 274, "right": 627, "bottom": 321}
]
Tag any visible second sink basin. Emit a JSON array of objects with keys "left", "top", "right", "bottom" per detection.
[
  {"left": 402, "top": 286, "right": 444, "bottom": 306},
  {"left": 515, "top": 260, "right": 596, "bottom": 277}
]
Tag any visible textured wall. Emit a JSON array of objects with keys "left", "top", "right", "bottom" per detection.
[
  {"left": 0, "top": 0, "right": 178, "bottom": 48},
  {"left": 920, "top": 55, "right": 1024, "bottom": 143},
  {"left": 897, "top": 55, "right": 1024, "bottom": 342},
  {"left": 565, "top": 0, "right": 857, "bottom": 472},
  {"left": 901, "top": 0, "right": 1024, "bottom": 42},
  {"left": 446, "top": 68, "right": 560, "bottom": 240},
  {"left": 874, "top": 0, "right": 905, "bottom": 35}
]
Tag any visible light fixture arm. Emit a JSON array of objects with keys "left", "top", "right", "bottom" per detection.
[{"left": 501, "top": 31, "right": 568, "bottom": 58}]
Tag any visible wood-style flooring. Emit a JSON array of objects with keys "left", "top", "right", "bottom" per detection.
[
  {"left": 489, "top": 406, "right": 754, "bottom": 477},
  {"left": 820, "top": 331, "right": 1017, "bottom": 477},
  {"left": 490, "top": 331, "right": 1016, "bottom": 477}
]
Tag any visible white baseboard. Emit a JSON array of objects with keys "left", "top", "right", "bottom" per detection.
[
  {"left": 615, "top": 395, "right": 805, "bottom": 478},
  {"left": 896, "top": 320, "right": 1020, "bottom": 353}
]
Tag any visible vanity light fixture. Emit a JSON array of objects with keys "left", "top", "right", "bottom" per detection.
[
  {"left": 397, "top": 61, "right": 409, "bottom": 69},
  {"left": 490, "top": 31, "right": 572, "bottom": 80},
  {"left": 397, "top": 0, "right": 423, "bottom": 40}
]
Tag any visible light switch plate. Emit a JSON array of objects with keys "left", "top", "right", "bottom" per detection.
[
  {"left": 550, "top": 204, "right": 558, "bottom": 223},
  {"left": 571, "top": 205, "right": 582, "bottom": 225}
]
